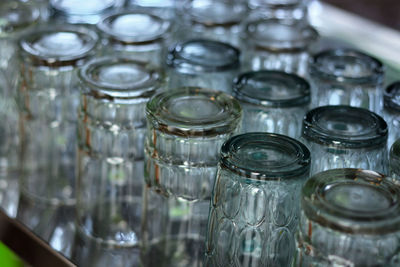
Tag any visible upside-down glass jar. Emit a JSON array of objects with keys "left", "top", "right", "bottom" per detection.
[
  {"left": 17, "top": 24, "right": 98, "bottom": 253},
  {"left": 49, "top": 0, "right": 124, "bottom": 24},
  {"left": 205, "top": 132, "right": 311, "bottom": 267},
  {"left": 302, "top": 105, "right": 388, "bottom": 176},
  {"left": 73, "top": 57, "right": 164, "bottom": 267},
  {"left": 232, "top": 70, "right": 310, "bottom": 138},
  {"left": 97, "top": 11, "right": 172, "bottom": 66},
  {"left": 177, "top": 0, "right": 249, "bottom": 47},
  {"left": 142, "top": 87, "right": 242, "bottom": 267},
  {"left": 242, "top": 19, "right": 318, "bottom": 76},
  {"left": 310, "top": 49, "right": 384, "bottom": 113},
  {"left": 166, "top": 39, "right": 240, "bottom": 93},
  {"left": 294, "top": 168, "right": 400, "bottom": 266},
  {"left": 383, "top": 81, "right": 400, "bottom": 149}
]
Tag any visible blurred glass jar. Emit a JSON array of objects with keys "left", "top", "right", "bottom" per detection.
[
  {"left": 49, "top": 0, "right": 124, "bottom": 24},
  {"left": 248, "top": 0, "right": 309, "bottom": 21},
  {"left": 18, "top": 24, "right": 99, "bottom": 206},
  {"left": 233, "top": 70, "right": 310, "bottom": 138},
  {"left": 167, "top": 39, "right": 240, "bottom": 93},
  {"left": 242, "top": 19, "right": 318, "bottom": 76},
  {"left": 310, "top": 49, "right": 384, "bottom": 112},
  {"left": 302, "top": 105, "right": 388, "bottom": 176},
  {"left": 74, "top": 57, "right": 164, "bottom": 266},
  {"left": 127, "top": 0, "right": 177, "bottom": 19},
  {"left": 390, "top": 139, "right": 400, "bottom": 181},
  {"left": 142, "top": 87, "right": 241, "bottom": 267},
  {"left": 205, "top": 133, "right": 310, "bottom": 267},
  {"left": 294, "top": 168, "right": 400, "bottom": 266},
  {"left": 383, "top": 81, "right": 400, "bottom": 149},
  {"left": 177, "top": 0, "right": 249, "bottom": 47},
  {"left": 97, "top": 11, "right": 172, "bottom": 66}
]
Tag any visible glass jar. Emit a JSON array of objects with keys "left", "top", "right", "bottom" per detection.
[
  {"left": 390, "top": 139, "right": 400, "bottom": 181},
  {"left": 302, "top": 105, "right": 388, "bottom": 176},
  {"left": 310, "top": 49, "right": 384, "bottom": 112},
  {"left": 166, "top": 39, "right": 240, "bottom": 94},
  {"left": 248, "top": 0, "right": 309, "bottom": 21},
  {"left": 49, "top": 0, "right": 124, "bottom": 24},
  {"left": 73, "top": 57, "right": 164, "bottom": 266},
  {"left": 233, "top": 70, "right": 310, "bottom": 138},
  {"left": 294, "top": 168, "right": 400, "bottom": 266},
  {"left": 127, "top": 0, "right": 177, "bottom": 19},
  {"left": 242, "top": 19, "right": 318, "bottom": 76},
  {"left": 0, "top": 1, "right": 40, "bottom": 217},
  {"left": 97, "top": 11, "right": 172, "bottom": 66},
  {"left": 17, "top": 25, "right": 98, "bottom": 250},
  {"left": 142, "top": 87, "right": 242, "bottom": 267},
  {"left": 383, "top": 81, "right": 400, "bottom": 149},
  {"left": 176, "top": 0, "right": 249, "bottom": 47},
  {"left": 205, "top": 133, "right": 310, "bottom": 266}
]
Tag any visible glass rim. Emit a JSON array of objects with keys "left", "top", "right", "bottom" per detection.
[
  {"left": 232, "top": 70, "right": 311, "bottom": 107},
  {"left": 302, "top": 105, "right": 388, "bottom": 148},
  {"left": 310, "top": 49, "right": 384, "bottom": 84},
  {"left": 146, "top": 87, "right": 242, "bottom": 137},
  {"left": 79, "top": 56, "right": 164, "bottom": 100},
  {"left": 50, "top": 0, "right": 124, "bottom": 15},
  {"left": 384, "top": 81, "right": 400, "bottom": 112},
  {"left": 245, "top": 18, "right": 319, "bottom": 52},
  {"left": 97, "top": 10, "right": 171, "bottom": 44},
  {"left": 166, "top": 39, "right": 240, "bottom": 73},
  {"left": 302, "top": 168, "right": 400, "bottom": 234},
  {"left": 220, "top": 132, "right": 311, "bottom": 180},
  {"left": 0, "top": 1, "right": 40, "bottom": 35},
  {"left": 19, "top": 24, "right": 99, "bottom": 66}
]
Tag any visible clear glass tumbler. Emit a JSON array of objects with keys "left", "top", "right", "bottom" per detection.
[
  {"left": 233, "top": 70, "right": 310, "bottom": 138},
  {"left": 310, "top": 49, "right": 384, "bottom": 112},
  {"left": 17, "top": 25, "right": 98, "bottom": 251},
  {"left": 142, "top": 87, "right": 242, "bottom": 267},
  {"left": 242, "top": 19, "right": 318, "bottom": 76},
  {"left": 205, "top": 132, "right": 311, "bottom": 266},
  {"left": 176, "top": 0, "right": 249, "bottom": 47},
  {"left": 390, "top": 139, "right": 400, "bottom": 181},
  {"left": 294, "top": 168, "right": 400, "bottom": 266},
  {"left": 49, "top": 0, "right": 124, "bottom": 24},
  {"left": 73, "top": 57, "right": 164, "bottom": 266},
  {"left": 383, "top": 81, "right": 400, "bottom": 149},
  {"left": 166, "top": 39, "right": 241, "bottom": 94},
  {"left": 302, "top": 105, "right": 388, "bottom": 176},
  {"left": 97, "top": 11, "right": 172, "bottom": 66}
]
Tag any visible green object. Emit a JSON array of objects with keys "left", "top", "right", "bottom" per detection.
[{"left": 0, "top": 242, "right": 26, "bottom": 267}]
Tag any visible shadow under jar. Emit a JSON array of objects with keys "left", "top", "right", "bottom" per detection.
[
  {"left": 166, "top": 39, "right": 240, "bottom": 94},
  {"left": 302, "top": 105, "right": 388, "bottom": 176},
  {"left": 383, "top": 81, "right": 400, "bottom": 149},
  {"left": 49, "top": 0, "right": 125, "bottom": 24},
  {"left": 310, "top": 49, "right": 384, "bottom": 113},
  {"left": 233, "top": 70, "right": 310, "bottom": 138},
  {"left": 294, "top": 168, "right": 400, "bottom": 266},
  {"left": 142, "top": 87, "right": 242, "bottom": 267},
  {"left": 73, "top": 57, "right": 164, "bottom": 267},
  {"left": 205, "top": 132, "right": 310, "bottom": 267},
  {"left": 177, "top": 0, "right": 249, "bottom": 47},
  {"left": 97, "top": 10, "right": 172, "bottom": 67},
  {"left": 242, "top": 18, "right": 318, "bottom": 76}
]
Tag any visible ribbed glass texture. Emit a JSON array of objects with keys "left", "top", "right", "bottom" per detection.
[
  {"left": 383, "top": 81, "right": 400, "bottom": 149},
  {"left": 142, "top": 87, "right": 242, "bottom": 267},
  {"left": 302, "top": 105, "right": 388, "bottom": 175},
  {"left": 97, "top": 11, "right": 172, "bottom": 66},
  {"left": 310, "top": 49, "right": 384, "bottom": 112},
  {"left": 294, "top": 168, "right": 400, "bottom": 266},
  {"left": 242, "top": 19, "right": 318, "bottom": 76},
  {"left": 205, "top": 133, "right": 310, "bottom": 266},
  {"left": 390, "top": 139, "right": 400, "bottom": 180},
  {"left": 233, "top": 71, "right": 310, "bottom": 138},
  {"left": 166, "top": 40, "right": 241, "bottom": 94},
  {"left": 74, "top": 57, "right": 164, "bottom": 266},
  {"left": 176, "top": 0, "right": 249, "bottom": 47}
]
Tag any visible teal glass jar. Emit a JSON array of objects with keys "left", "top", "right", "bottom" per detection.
[
  {"left": 233, "top": 70, "right": 310, "bottom": 138},
  {"left": 205, "top": 132, "right": 310, "bottom": 266},
  {"left": 142, "top": 87, "right": 242, "bottom": 267},
  {"left": 302, "top": 105, "right": 388, "bottom": 175},
  {"left": 294, "top": 168, "right": 400, "bottom": 266}
]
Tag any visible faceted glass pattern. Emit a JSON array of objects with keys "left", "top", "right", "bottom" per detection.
[
  {"left": 294, "top": 168, "right": 400, "bottom": 266},
  {"left": 206, "top": 133, "right": 311, "bottom": 267}
]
